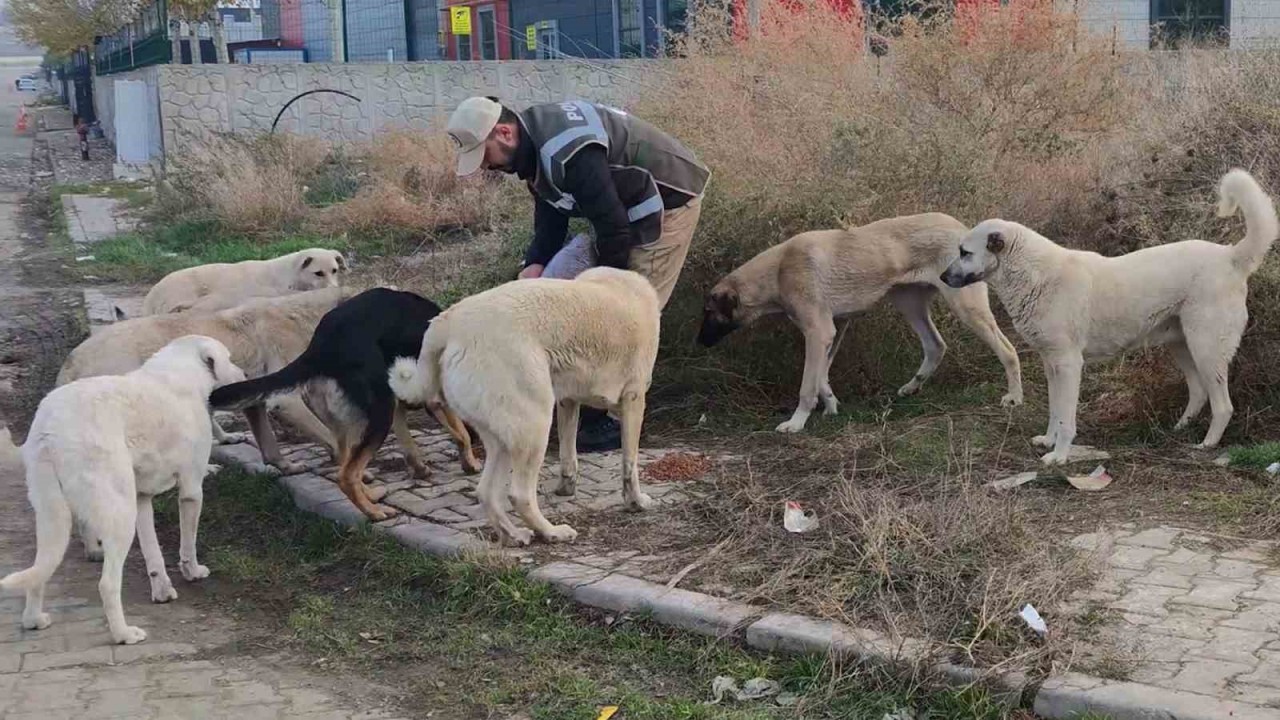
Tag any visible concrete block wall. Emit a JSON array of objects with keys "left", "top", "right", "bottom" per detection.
[{"left": 154, "top": 60, "right": 652, "bottom": 157}]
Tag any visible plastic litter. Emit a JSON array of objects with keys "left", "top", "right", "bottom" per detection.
[
  {"left": 882, "top": 709, "right": 916, "bottom": 720},
  {"left": 1019, "top": 603, "right": 1048, "bottom": 637},
  {"left": 783, "top": 501, "right": 818, "bottom": 533},
  {"left": 1066, "top": 465, "right": 1112, "bottom": 491},
  {"left": 710, "top": 676, "right": 781, "bottom": 704},
  {"left": 1267, "top": 462, "right": 1280, "bottom": 475},
  {"left": 595, "top": 707, "right": 619, "bottom": 720},
  {"left": 986, "top": 471, "right": 1036, "bottom": 490}
]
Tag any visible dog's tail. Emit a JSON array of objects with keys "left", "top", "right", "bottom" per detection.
[
  {"left": 0, "top": 434, "right": 73, "bottom": 594},
  {"left": 388, "top": 330, "right": 444, "bottom": 408},
  {"left": 209, "top": 354, "right": 316, "bottom": 411},
  {"left": 1221, "top": 168, "right": 1280, "bottom": 275}
]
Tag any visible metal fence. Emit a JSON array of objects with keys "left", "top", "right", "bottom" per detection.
[{"left": 259, "top": 0, "right": 442, "bottom": 61}]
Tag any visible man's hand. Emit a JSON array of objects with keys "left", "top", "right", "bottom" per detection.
[{"left": 518, "top": 264, "right": 544, "bottom": 280}]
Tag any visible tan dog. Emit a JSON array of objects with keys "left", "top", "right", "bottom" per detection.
[
  {"left": 389, "top": 267, "right": 661, "bottom": 547},
  {"left": 942, "top": 169, "right": 1278, "bottom": 463},
  {"left": 140, "top": 248, "right": 347, "bottom": 315},
  {"left": 60, "top": 287, "right": 352, "bottom": 473},
  {"left": 699, "top": 212, "right": 1023, "bottom": 432}
]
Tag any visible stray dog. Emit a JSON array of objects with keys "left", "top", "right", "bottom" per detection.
[
  {"left": 0, "top": 336, "right": 245, "bottom": 645},
  {"left": 60, "top": 286, "right": 352, "bottom": 471},
  {"left": 941, "top": 169, "right": 1278, "bottom": 463},
  {"left": 699, "top": 213, "right": 1023, "bottom": 432},
  {"left": 210, "top": 288, "right": 482, "bottom": 520},
  {"left": 140, "top": 248, "right": 347, "bottom": 316},
  {"left": 389, "top": 267, "right": 661, "bottom": 547}
]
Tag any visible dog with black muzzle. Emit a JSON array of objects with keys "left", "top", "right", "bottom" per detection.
[{"left": 700, "top": 212, "right": 1023, "bottom": 432}]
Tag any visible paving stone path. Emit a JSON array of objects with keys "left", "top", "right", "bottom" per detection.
[
  {"left": 1065, "top": 525, "right": 1280, "bottom": 708},
  {"left": 214, "top": 423, "right": 709, "bottom": 553}
]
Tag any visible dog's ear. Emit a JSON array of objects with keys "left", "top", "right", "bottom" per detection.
[
  {"left": 334, "top": 253, "right": 348, "bottom": 272},
  {"left": 710, "top": 288, "right": 739, "bottom": 320},
  {"left": 986, "top": 231, "right": 1006, "bottom": 254},
  {"left": 300, "top": 255, "right": 314, "bottom": 270}
]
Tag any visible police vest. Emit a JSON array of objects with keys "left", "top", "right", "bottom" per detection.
[{"left": 519, "top": 101, "right": 711, "bottom": 245}]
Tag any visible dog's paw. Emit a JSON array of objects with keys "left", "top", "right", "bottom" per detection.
[
  {"left": 626, "top": 492, "right": 655, "bottom": 511},
  {"left": 180, "top": 561, "right": 210, "bottom": 582},
  {"left": 462, "top": 456, "right": 483, "bottom": 475},
  {"left": 365, "top": 485, "right": 389, "bottom": 503},
  {"left": 217, "top": 432, "right": 250, "bottom": 446},
  {"left": 407, "top": 460, "right": 431, "bottom": 480},
  {"left": 22, "top": 612, "right": 51, "bottom": 631},
  {"left": 896, "top": 380, "right": 922, "bottom": 397},
  {"left": 1000, "top": 392, "right": 1024, "bottom": 408},
  {"left": 150, "top": 575, "right": 178, "bottom": 603},
  {"left": 554, "top": 477, "right": 577, "bottom": 497},
  {"left": 822, "top": 398, "right": 839, "bottom": 416},
  {"left": 1031, "top": 434, "right": 1055, "bottom": 449},
  {"left": 272, "top": 460, "right": 304, "bottom": 476},
  {"left": 203, "top": 463, "right": 222, "bottom": 478},
  {"left": 84, "top": 543, "right": 104, "bottom": 562},
  {"left": 113, "top": 626, "right": 147, "bottom": 645},
  {"left": 1194, "top": 440, "right": 1219, "bottom": 450},
  {"left": 1040, "top": 450, "right": 1070, "bottom": 466},
  {"left": 775, "top": 418, "right": 807, "bottom": 433},
  {"left": 542, "top": 524, "right": 579, "bottom": 543},
  {"left": 367, "top": 504, "right": 400, "bottom": 522},
  {"left": 503, "top": 528, "right": 535, "bottom": 547}
]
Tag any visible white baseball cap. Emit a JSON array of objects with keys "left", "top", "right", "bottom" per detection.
[{"left": 447, "top": 96, "right": 502, "bottom": 177}]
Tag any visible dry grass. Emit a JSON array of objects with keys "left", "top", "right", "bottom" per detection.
[{"left": 158, "top": 129, "right": 506, "bottom": 245}]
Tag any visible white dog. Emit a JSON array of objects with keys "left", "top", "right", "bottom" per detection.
[
  {"left": 390, "top": 267, "right": 661, "bottom": 547},
  {"left": 0, "top": 335, "right": 245, "bottom": 645},
  {"left": 941, "top": 169, "right": 1278, "bottom": 464},
  {"left": 140, "top": 248, "right": 347, "bottom": 315}
]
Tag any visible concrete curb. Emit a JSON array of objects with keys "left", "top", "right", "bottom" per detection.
[{"left": 211, "top": 443, "right": 1277, "bottom": 720}]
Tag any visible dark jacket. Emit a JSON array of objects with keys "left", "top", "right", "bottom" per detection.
[{"left": 515, "top": 101, "right": 710, "bottom": 269}]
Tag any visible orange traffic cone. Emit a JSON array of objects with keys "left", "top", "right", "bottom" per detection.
[{"left": 15, "top": 105, "right": 27, "bottom": 132}]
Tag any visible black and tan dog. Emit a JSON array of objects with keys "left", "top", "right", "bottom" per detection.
[{"left": 210, "top": 288, "right": 481, "bottom": 520}]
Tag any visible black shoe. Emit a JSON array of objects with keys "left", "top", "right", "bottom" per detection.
[{"left": 577, "top": 415, "right": 622, "bottom": 452}]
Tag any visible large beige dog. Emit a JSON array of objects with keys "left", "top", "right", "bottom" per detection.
[
  {"left": 60, "top": 286, "right": 352, "bottom": 472},
  {"left": 389, "top": 267, "right": 661, "bottom": 547},
  {"left": 140, "top": 248, "right": 347, "bottom": 315},
  {"left": 0, "top": 336, "right": 244, "bottom": 645},
  {"left": 699, "top": 213, "right": 1023, "bottom": 432},
  {"left": 941, "top": 169, "right": 1278, "bottom": 464}
]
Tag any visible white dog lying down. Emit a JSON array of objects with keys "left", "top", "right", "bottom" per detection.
[
  {"left": 140, "top": 248, "right": 347, "bottom": 316},
  {"left": 390, "top": 267, "right": 661, "bottom": 547},
  {"left": 941, "top": 169, "right": 1278, "bottom": 464},
  {"left": 0, "top": 335, "right": 245, "bottom": 645}
]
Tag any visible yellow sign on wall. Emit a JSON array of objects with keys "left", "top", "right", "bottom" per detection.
[
  {"left": 450, "top": 6, "right": 471, "bottom": 35},
  {"left": 526, "top": 25, "right": 537, "bottom": 50}
]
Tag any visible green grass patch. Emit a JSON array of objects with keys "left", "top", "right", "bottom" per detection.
[
  {"left": 160, "top": 467, "right": 1044, "bottom": 718},
  {"left": 1226, "top": 442, "right": 1280, "bottom": 470}
]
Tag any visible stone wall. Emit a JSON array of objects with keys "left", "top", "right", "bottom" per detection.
[{"left": 154, "top": 60, "right": 653, "bottom": 160}]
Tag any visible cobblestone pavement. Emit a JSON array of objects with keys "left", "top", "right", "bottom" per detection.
[
  {"left": 1066, "top": 525, "right": 1280, "bottom": 708},
  {"left": 215, "top": 423, "right": 710, "bottom": 562}
]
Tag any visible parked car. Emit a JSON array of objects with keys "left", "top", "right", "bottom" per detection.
[{"left": 16, "top": 78, "right": 37, "bottom": 91}]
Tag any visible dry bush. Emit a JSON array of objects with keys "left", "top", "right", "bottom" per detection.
[
  {"left": 636, "top": 0, "right": 1139, "bottom": 416},
  {"left": 316, "top": 131, "right": 500, "bottom": 239},
  {"left": 161, "top": 133, "right": 328, "bottom": 233}
]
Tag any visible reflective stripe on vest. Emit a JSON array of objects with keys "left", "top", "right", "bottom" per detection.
[{"left": 538, "top": 101, "right": 608, "bottom": 179}]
